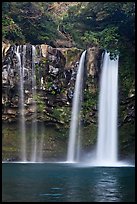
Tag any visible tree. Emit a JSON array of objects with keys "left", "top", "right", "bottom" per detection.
[
  {"left": 2, "top": 2, "right": 58, "bottom": 44},
  {"left": 61, "top": 2, "right": 135, "bottom": 55}
]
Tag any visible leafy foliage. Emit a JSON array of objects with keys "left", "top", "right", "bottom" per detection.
[
  {"left": 61, "top": 2, "right": 135, "bottom": 55},
  {"left": 2, "top": 2, "right": 135, "bottom": 55},
  {"left": 2, "top": 2, "right": 58, "bottom": 44},
  {"left": 2, "top": 15, "right": 25, "bottom": 42}
]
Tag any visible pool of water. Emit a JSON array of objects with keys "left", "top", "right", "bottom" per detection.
[{"left": 2, "top": 162, "right": 135, "bottom": 202}]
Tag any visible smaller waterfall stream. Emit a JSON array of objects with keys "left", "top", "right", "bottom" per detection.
[
  {"left": 96, "top": 51, "right": 119, "bottom": 165},
  {"left": 30, "top": 45, "right": 38, "bottom": 162},
  {"left": 16, "top": 45, "right": 27, "bottom": 162},
  {"left": 67, "top": 50, "right": 86, "bottom": 162},
  {"left": 15, "top": 44, "right": 44, "bottom": 162}
]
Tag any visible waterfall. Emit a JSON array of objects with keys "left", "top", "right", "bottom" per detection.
[
  {"left": 67, "top": 50, "right": 86, "bottom": 162},
  {"left": 30, "top": 46, "right": 38, "bottom": 162},
  {"left": 16, "top": 45, "right": 27, "bottom": 161},
  {"left": 15, "top": 44, "right": 44, "bottom": 162},
  {"left": 96, "top": 51, "right": 119, "bottom": 165}
]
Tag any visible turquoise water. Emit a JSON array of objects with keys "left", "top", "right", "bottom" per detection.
[{"left": 2, "top": 163, "right": 135, "bottom": 202}]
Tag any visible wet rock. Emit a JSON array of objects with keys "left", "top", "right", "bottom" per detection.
[
  {"left": 2, "top": 69, "right": 9, "bottom": 84},
  {"left": 2, "top": 42, "right": 102, "bottom": 124},
  {"left": 2, "top": 42, "right": 11, "bottom": 58},
  {"left": 7, "top": 108, "right": 17, "bottom": 115},
  {"left": 86, "top": 46, "right": 103, "bottom": 80},
  {"left": 40, "top": 44, "right": 48, "bottom": 58},
  {"left": 49, "top": 65, "right": 59, "bottom": 76}
]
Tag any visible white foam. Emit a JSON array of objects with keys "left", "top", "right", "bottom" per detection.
[{"left": 2, "top": 160, "right": 134, "bottom": 168}]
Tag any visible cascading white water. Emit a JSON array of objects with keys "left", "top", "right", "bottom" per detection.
[
  {"left": 67, "top": 50, "right": 86, "bottom": 162},
  {"left": 30, "top": 45, "right": 38, "bottom": 162},
  {"left": 16, "top": 45, "right": 43, "bottom": 162},
  {"left": 96, "top": 51, "right": 119, "bottom": 165},
  {"left": 16, "top": 45, "right": 27, "bottom": 161}
]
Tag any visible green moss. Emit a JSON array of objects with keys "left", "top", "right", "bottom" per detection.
[
  {"left": 35, "top": 94, "right": 45, "bottom": 113},
  {"left": 64, "top": 48, "right": 82, "bottom": 67},
  {"left": 40, "top": 58, "right": 48, "bottom": 65},
  {"left": 119, "top": 122, "right": 135, "bottom": 156},
  {"left": 2, "top": 123, "right": 20, "bottom": 160},
  {"left": 52, "top": 106, "right": 71, "bottom": 124},
  {"left": 81, "top": 124, "right": 97, "bottom": 148}
]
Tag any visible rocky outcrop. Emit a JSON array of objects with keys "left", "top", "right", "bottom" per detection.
[
  {"left": 2, "top": 42, "right": 11, "bottom": 58},
  {"left": 2, "top": 43, "right": 135, "bottom": 162},
  {"left": 2, "top": 43, "right": 102, "bottom": 124},
  {"left": 86, "top": 47, "right": 103, "bottom": 79}
]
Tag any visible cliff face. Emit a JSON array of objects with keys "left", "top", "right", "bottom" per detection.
[
  {"left": 2, "top": 43, "right": 101, "bottom": 125},
  {"left": 2, "top": 43, "right": 135, "bottom": 161}
]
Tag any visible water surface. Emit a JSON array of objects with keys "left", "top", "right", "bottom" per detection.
[{"left": 2, "top": 163, "right": 135, "bottom": 202}]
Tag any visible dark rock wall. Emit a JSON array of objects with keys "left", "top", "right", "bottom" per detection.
[
  {"left": 2, "top": 43, "right": 135, "bottom": 161},
  {"left": 2, "top": 43, "right": 101, "bottom": 125}
]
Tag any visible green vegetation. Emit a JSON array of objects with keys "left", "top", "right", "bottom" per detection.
[
  {"left": 52, "top": 106, "right": 70, "bottom": 124},
  {"left": 119, "top": 122, "right": 135, "bottom": 158},
  {"left": 2, "top": 2, "right": 59, "bottom": 44},
  {"left": 61, "top": 2, "right": 135, "bottom": 53},
  {"left": 35, "top": 94, "right": 45, "bottom": 113},
  {"left": 2, "top": 2, "right": 134, "bottom": 54},
  {"left": 64, "top": 48, "right": 82, "bottom": 67}
]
